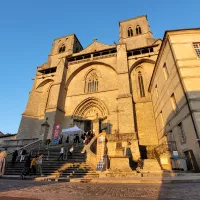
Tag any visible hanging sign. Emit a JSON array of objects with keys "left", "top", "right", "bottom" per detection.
[{"left": 52, "top": 124, "right": 60, "bottom": 145}]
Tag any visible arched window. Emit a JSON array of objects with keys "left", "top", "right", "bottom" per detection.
[
  {"left": 138, "top": 71, "right": 145, "bottom": 97},
  {"left": 86, "top": 71, "right": 99, "bottom": 93},
  {"left": 136, "top": 25, "right": 142, "bottom": 35},
  {"left": 128, "top": 27, "right": 133, "bottom": 37},
  {"left": 58, "top": 44, "right": 66, "bottom": 53}
]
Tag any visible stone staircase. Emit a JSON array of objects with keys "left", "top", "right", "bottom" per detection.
[{"left": 4, "top": 144, "right": 99, "bottom": 180}]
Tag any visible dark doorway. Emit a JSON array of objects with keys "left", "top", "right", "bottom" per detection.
[
  {"left": 84, "top": 120, "right": 92, "bottom": 132},
  {"left": 139, "top": 145, "right": 147, "bottom": 159},
  {"left": 184, "top": 150, "right": 199, "bottom": 172}
]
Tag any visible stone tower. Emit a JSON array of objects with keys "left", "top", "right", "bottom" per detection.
[{"left": 17, "top": 34, "right": 83, "bottom": 139}]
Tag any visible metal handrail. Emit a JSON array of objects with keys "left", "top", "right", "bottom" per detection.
[{"left": 6, "top": 139, "right": 42, "bottom": 157}]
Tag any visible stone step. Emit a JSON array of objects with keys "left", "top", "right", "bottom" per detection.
[{"left": 67, "top": 175, "right": 99, "bottom": 178}]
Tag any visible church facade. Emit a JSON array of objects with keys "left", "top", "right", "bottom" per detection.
[{"left": 17, "top": 15, "right": 200, "bottom": 170}]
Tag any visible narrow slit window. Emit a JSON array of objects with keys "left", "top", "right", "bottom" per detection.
[
  {"left": 178, "top": 123, "right": 186, "bottom": 143},
  {"left": 163, "top": 63, "right": 169, "bottom": 80},
  {"left": 170, "top": 93, "right": 177, "bottom": 111},
  {"left": 138, "top": 71, "right": 145, "bottom": 97}
]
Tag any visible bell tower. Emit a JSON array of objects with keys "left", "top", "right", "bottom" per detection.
[{"left": 119, "top": 15, "right": 153, "bottom": 50}]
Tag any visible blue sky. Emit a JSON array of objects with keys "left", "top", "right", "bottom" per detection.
[{"left": 0, "top": 0, "right": 199, "bottom": 134}]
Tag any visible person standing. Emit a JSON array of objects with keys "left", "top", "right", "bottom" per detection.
[
  {"left": 11, "top": 150, "right": 18, "bottom": 167},
  {"left": 66, "top": 136, "right": 69, "bottom": 143},
  {"left": 20, "top": 149, "right": 27, "bottom": 162},
  {"left": 45, "top": 139, "right": 51, "bottom": 150},
  {"left": 37, "top": 153, "right": 43, "bottom": 177},
  {"left": 21, "top": 155, "right": 31, "bottom": 179},
  {"left": 67, "top": 144, "right": 74, "bottom": 158},
  {"left": 30, "top": 155, "right": 37, "bottom": 177},
  {"left": 58, "top": 146, "right": 65, "bottom": 161},
  {"left": 0, "top": 151, "right": 6, "bottom": 177}
]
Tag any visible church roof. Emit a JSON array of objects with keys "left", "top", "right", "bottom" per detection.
[{"left": 74, "top": 40, "right": 115, "bottom": 56}]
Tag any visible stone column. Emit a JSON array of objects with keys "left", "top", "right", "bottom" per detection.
[
  {"left": 93, "top": 115, "right": 100, "bottom": 135},
  {"left": 116, "top": 44, "right": 136, "bottom": 134}
]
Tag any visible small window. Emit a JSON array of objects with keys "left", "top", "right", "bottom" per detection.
[
  {"left": 58, "top": 44, "right": 66, "bottom": 53},
  {"left": 163, "top": 63, "right": 169, "bottom": 80},
  {"left": 167, "top": 130, "right": 175, "bottom": 142},
  {"left": 160, "top": 111, "right": 164, "bottom": 127},
  {"left": 177, "top": 122, "right": 186, "bottom": 143},
  {"left": 128, "top": 27, "right": 133, "bottom": 37},
  {"left": 138, "top": 71, "right": 145, "bottom": 97},
  {"left": 193, "top": 43, "right": 200, "bottom": 58},
  {"left": 170, "top": 93, "right": 177, "bottom": 111},
  {"left": 136, "top": 25, "right": 142, "bottom": 35},
  {"left": 155, "top": 85, "right": 159, "bottom": 97}
]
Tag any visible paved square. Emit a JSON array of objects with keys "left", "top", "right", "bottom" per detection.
[{"left": 0, "top": 179, "right": 200, "bottom": 200}]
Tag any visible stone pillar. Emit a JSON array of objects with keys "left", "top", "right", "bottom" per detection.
[
  {"left": 93, "top": 117, "right": 100, "bottom": 135},
  {"left": 116, "top": 44, "right": 136, "bottom": 134},
  {"left": 39, "top": 118, "right": 50, "bottom": 143}
]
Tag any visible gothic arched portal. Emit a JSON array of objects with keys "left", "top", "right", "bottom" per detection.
[{"left": 73, "top": 97, "right": 109, "bottom": 120}]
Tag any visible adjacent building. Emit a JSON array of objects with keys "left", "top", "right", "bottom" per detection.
[{"left": 149, "top": 29, "right": 200, "bottom": 171}]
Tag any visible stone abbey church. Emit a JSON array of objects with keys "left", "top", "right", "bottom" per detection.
[{"left": 17, "top": 15, "right": 200, "bottom": 169}]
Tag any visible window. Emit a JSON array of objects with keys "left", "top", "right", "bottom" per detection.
[
  {"left": 193, "top": 43, "right": 200, "bottom": 58},
  {"left": 170, "top": 93, "right": 177, "bottom": 111},
  {"left": 136, "top": 25, "right": 142, "bottom": 35},
  {"left": 58, "top": 44, "right": 66, "bottom": 53},
  {"left": 177, "top": 122, "right": 186, "bottom": 143},
  {"left": 167, "top": 130, "right": 174, "bottom": 142},
  {"left": 138, "top": 71, "right": 145, "bottom": 97},
  {"left": 160, "top": 111, "right": 164, "bottom": 127},
  {"left": 38, "top": 67, "right": 57, "bottom": 75},
  {"left": 85, "top": 71, "right": 99, "bottom": 93},
  {"left": 163, "top": 63, "right": 169, "bottom": 80},
  {"left": 155, "top": 85, "right": 159, "bottom": 97},
  {"left": 128, "top": 27, "right": 133, "bottom": 37}
]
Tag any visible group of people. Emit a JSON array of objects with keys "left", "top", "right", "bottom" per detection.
[
  {"left": 81, "top": 130, "right": 95, "bottom": 145},
  {"left": 20, "top": 153, "right": 43, "bottom": 179},
  {"left": 58, "top": 144, "right": 74, "bottom": 161},
  {"left": 11, "top": 149, "right": 44, "bottom": 179},
  {"left": 11, "top": 149, "right": 27, "bottom": 167}
]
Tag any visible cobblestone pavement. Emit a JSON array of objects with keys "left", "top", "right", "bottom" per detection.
[{"left": 0, "top": 179, "right": 200, "bottom": 200}]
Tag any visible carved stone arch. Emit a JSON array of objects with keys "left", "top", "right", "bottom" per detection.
[
  {"left": 129, "top": 59, "right": 155, "bottom": 74},
  {"left": 135, "top": 66, "right": 144, "bottom": 73},
  {"left": 65, "top": 61, "right": 117, "bottom": 90},
  {"left": 83, "top": 68, "right": 102, "bottom": 81},
  {"left": 73, "top": 97, "right": 109, "bottom": 120}
]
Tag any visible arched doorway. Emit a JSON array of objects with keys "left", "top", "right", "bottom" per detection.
[{"left": 73, "top": 97, "right": 109, "bottom": 133}]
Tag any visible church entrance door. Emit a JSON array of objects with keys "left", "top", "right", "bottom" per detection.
[{"left": 84, "top": 120, "right": 92, "bottom": 133}]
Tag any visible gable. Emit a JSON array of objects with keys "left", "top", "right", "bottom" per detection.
[{"left": 76, "top": 41, "right": 115, "bottom": 55}]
